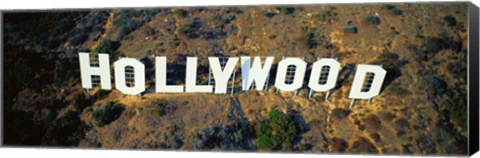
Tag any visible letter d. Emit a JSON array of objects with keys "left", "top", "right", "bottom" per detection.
[{"left": 348, "top": 64, "right": 387, "bottom": 99}]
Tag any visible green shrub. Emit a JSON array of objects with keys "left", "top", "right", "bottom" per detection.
[
  {"left": 92, "top": 102, "right": 125, "bottom": 127},
  {"left": 384, "top": 4, "right": 403, "bottom": 15},
  {"left": 93, "top": 89, "right": 111, "bottom": 99},
  {"left": 425, "top": 37, "right": 446, "bottom": 54},
  {"left": 94, "top": 39, "right": 115, "bottom": 54},
  {"left": 444, "top": 15, "right": 457, "bottom": 26},
  {"left": 365, "top": 15, "right": 381, "bottom": 25},
  {"left": 350, "top": 137, "right": 378, "bottom": 153},
  {"left": 441, "top": 96, "right": 467, "bottom": 131},
  {"left": 73, "top": 92, "right": 88, "bottom": 110},
  {"left": 384, "top": 4, "right": 396, "bottom": 10},
  {"left": 329, "top": 137, "right": 348, "bottom": 152},
  {"left": 256, "top": 110, "right": 297, "bottom": 150},
  {"left": 152, "top": 99, "right": 167, "bottom": 117},
  {"left": 277, "top": 6, "right": 296, "bottom": 15},
  {"left": 342, "top": 26, "right": 358, "bottom": 34},
  {"left": 114, "top": 10, "right": 157, "bottom": 39},
  {"left": 68, "top": 34, "right": 89, "bottom": 45},
  {"left": 389, "top": 81, "right": 411, "bottom": 95},
  {"left": 331, "top": 108, "right": 350, "bottom": 119},
  {"left": 363, "top": 114, "right": 382, "bottom": 131}
]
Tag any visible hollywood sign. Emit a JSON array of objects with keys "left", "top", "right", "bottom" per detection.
[{"left": 79, "top": 52, "right": 386, "bottom": 101}]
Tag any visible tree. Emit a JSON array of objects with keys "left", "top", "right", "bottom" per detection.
[{"left": 256, "top": 109, "right": 297, "bottom": 150}]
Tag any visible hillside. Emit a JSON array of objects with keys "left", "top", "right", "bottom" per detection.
[{"left": 2, "top": 3, "right": 469, "bottom": 155}]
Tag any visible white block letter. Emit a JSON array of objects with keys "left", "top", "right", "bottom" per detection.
[
  {"left": 209, "top": 57, "right": 238, "bottom": 94},
  {"left": 274, "top": 58, "right": 307, "bottom": 91},
  {"left": 241, "top": 56, "right": 274, "bottom": 91},
  {"left": 185, "top": 57, "right": 213, "bottom": 93},
  {"left": 308, "top": 58, "right": 341, "bottom": 92},
  {"left": 79, "top": 52, "right": 111, "bottom": 89},
  {"left": 348, "top": 64, "right": 387, "bottom": 99},
  {"left": 155, "top": 56, "right": 184, "bottom": 93},
  {"left": 114, "top": 58, "right": 145, "bottom": 95}
]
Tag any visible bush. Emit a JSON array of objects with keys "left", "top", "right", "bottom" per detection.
[
  {"left": 389, "top": 81, "right": 411, "bottom": 95},
  {"left": 393, "top": 118, "right": 410, "bottom": 130},
  {"left": 181, "top": 18, "right": 202, "bottom": 39},
  {"left": 365, "top": 15, "right": 381, "bottom": 25},
  {"left": 152, "top": 99, "right": 167, "bottom": 117},
  {"left": 331, "top": 108, "right": 350, "bottom": 119},
  {"left": 43, "top": 109, "right": 87, "bottom": 146},
  {"left": 329, "top": 137, "right": 348, "bottom": 152},
  {"left": 222, "top": 15, "right": 236, "bottom": 25},
  {"left": 342, "top": 26, "right": 358, "bottom": 34},
  {"left": 277, "top": 7, "right": 296, "bottom": 15},
  {"left": 92, "top": 102, "right": 125, "bottom": 127},
  {"left": 441, "top": 96, "right": 467, "bottom": 131},
  {"left": 68, "top": 34, "right": 89, "bottom": 45},
  {"left": 95, "top": 39, "right": 115, "bottom": 54},
  {"left": 363, "top": 114, "right": 382, "bottom": 131},
  {"left": 384, "top": 4, "right": 403, "bottom": 15},
  {"left": 426, "top": 75, "right": 448, "bottom": 95},
  {"left": 192, "top": 120, "right": 252, "bottom": 150},
  {"left": 73, "top": 92, "right": 88, "bottom": 110},
  {"left": 350, "top": 137, "right": 378, "bottom": 153},
  {"left": 263, "top": 12, "right": 277, "bottom": 18},
  {"left": 93, "top": 89, "right": 111, "bottom": 99},
  {"left": 114, "top": 10, "right": 157, "bottom": 39},
  {"left": 256, "top": 109, "right": 297, "bottom": 150},
  {"left": 425, "top": 37, "right": 446, "bottom": 54},
  {"left": 444, "top": 15, "right": 457, "bottom": 26}
]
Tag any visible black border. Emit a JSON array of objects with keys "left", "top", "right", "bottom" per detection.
[
  {"left": 0, "top": 10, "right": 3, "bottom": 147},
  {"left": 469, "top": 2, "right": 480, "bottom": 156}
]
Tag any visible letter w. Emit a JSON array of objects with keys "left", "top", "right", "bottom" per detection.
[{"left": 241, "top": 56, "right": 274, "bottom": 91}]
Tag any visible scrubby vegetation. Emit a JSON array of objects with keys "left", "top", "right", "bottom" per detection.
[
  {"left": 363, "top": 114, "right": 383, "bottom": 132},
  {"left": 92, "top": 102, "right": 125, "bottom": 127},
  {"left": 180, "top": 17, "right": 228, "bottom": 40},
  {"left": 256, "top": 109, "right": 298, "bottom": 151},
  {"left": 365, "top": 15, "right": 381, "bottom": 25},
  {"left": 440, "top": 96, "right": 467, "bottom": 131},
  {"left": 276, "top": 6, "right": 297, "bottom": 15},
  {"left": 329, "top": 137, "right": 348, "bottom": 152},
  {"left": 443, "top": 15, "right": 457, "bottom": 26},
  {"left": 350, "top": 137, "right": 378, "bottom": 153},
  {"left": 384, "top": 4, "right": 403, "bottom": 15},
  {"left": 191, "top": 120, "right": 253, "bottom": 150},
  {"left": 93, "top": 89, "right": 111, "bottom": 99},
  {"left": 331, "top": 108, "right": 350, "bottom": 120},
  {"left": 95, "top": 39, "right": 115, "bottom": 53},
  {"left": 114, "top": 10, "right": 158, "bottom": 39}
]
